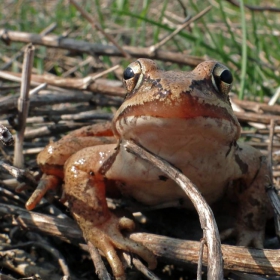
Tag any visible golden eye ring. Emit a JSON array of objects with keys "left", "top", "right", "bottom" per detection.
[{"left": 212, "top": 63, "right": 233, "bottom": 95}]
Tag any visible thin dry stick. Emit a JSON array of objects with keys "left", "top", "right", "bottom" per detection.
[
  {"left": 5, "top": 203, "right": 280, "bottom": 275},
  {"left": 234, "top": 111, "right": 280, "bottom": 124},
  {"left": 0, "top": 241, "right": 71, "bottom": 277},
  {"left": 0, "top": 249, "right": 61, "bottom": 280},
  {"left": 87, "top": 241, "right": 111, "bottom": 280},
  {"left": 0, "top": 29, "right": 204, "bottom": 66},
  {"left": 131, "top": 232, "right": 280, "bottom": 276},
  {"left": 226, "top": 0, "right": 280, "bottom": 12},
  {"left": 268, "top": 119, "right": 275, "bottom": 181},
  {"left": 82, "top": 64, "right": 120, "bottom": 89},
  {"left": 29, "top": 83, "right": 47, "bottom": 96},
  {"left": 122, "top": 253, "right": 161, "bottom": 280},
  {"left": 62, "top": 56, "right": 93, "bottom": 77},
  {"left": 149, "top": 6, "right": 212, "bottom": 52},
  {"left": 266, "top": 119, "right": 280, "bottom": 241},
  {"left": 69, "top": 0, "right": 130, "bottom": 58},
  {"left": 1, "top": 23, "right": 56, "bottom": 71},
  {"left": 123, "top": 140, "right": 223, "bottom": 280},
  {"left": 0, "top": 160, "right": 37, "bottom": 188},
  {"left": 0, "top": 71, "right": 126, "bottom": 98},
  {"left": 0, "top": 88, "right": 97, "bottom": 115},
  {"left": 13, "top": 44, "right": 35, "bottom": 168},
  {"left": 197, "top": 238, "right": 206, "bottom": 280}
]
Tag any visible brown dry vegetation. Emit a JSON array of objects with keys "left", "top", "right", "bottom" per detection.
[{"left": 0, "top": 1, "right": 280, "bottom": 279}]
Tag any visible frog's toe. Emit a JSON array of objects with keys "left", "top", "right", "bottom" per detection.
[
  {"left": 26, "top": 174, "right": 60, "bottom": 210},
  {"left": 86, "top": 214, "right": 157, "bottom": 278},
  {"left": 220, "top": 227, "right": 264, "bottom": 248},
  {"left": 220, "top": 228, "right": 236, "bottom": 241},
  {"left": 119, "top": 216, "right": 135, "bottom": 232},
  {"left": 236, "top": 229, "right": 264, "bottom": 249}
]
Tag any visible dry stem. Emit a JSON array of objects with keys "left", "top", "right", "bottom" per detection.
[
  {"left": 2, "top": 203, "right": 280, "bottom": 276},
  {"left": 123, "top": 140, "right": 223, "bottom": 280},
  {"left": 0, "top": 29, "right": 204, "bottom": 66},
  {"left": 149, "top": 6, "right": 212, "bottom": 52},
  {"left": 69, "top": 0, "right": 130, "bottom": 59},
  {"left": 13, "top": 44, "right": 35, "bottom": 168}
]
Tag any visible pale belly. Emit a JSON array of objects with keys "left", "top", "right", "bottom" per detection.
[
  {"left": 106, "top": 144, "right": 237, "bottom": 208},
  {"left": 107, "top": 116, "right": 241, "bottom": 207}
]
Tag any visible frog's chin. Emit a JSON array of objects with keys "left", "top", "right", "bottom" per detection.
[{"left": 114, "top": 115, "right": 239, "bottom": 150}]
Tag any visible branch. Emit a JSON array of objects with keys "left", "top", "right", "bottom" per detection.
[
  {"left": 226, "top": 0, "right": 280, "bottom": 12},
  {"left": 149, "top": 6, "right": 212, "bottom": 52},
  {"left": 69, "top": 0, "right": 130, "bottom": 58},
  {"left": 122, "top": 140, "right": 223, "bottom": 279},
  {"left": 130, "top": 233, "right": 280, "bottom": 276},
  {"left": 2, "top": 203, "right": 280, "bottom": 276},
  {"left": 0, "top": 29, "right": 204, "bottom": 67},
  {"left": 13, "top": 44, "right": 35, "bottom": 168},
  {"left": 0, "top": 161, "right": 37, "bottom": 188},
  {"left": 0, "top": 70, "right": 126, "bottom": 97}
]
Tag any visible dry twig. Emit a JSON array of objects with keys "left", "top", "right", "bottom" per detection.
[
  {"left": 0, "top": 160, "right": 37, "bottom": 188},
  {"left": 149, "top": 6, "right": 212, "bottom": 52},
  {"left": 130, "top": 233, "right": 280, "bottom": 276},
  {"left": 1, "top": 241, "right": 71, "bottom": 277},
  {"left": 87, "top": 241, "right": 111, "bottom": 280},
  {"left": 0, "top": 29, "right": 204, "bottom": 66},
  {"left": 0, "top": 71, "right": 126, "bottom": 97},
  {"left": 226, "top": 0, "right": 280, "bottom": 12},
  {"left": 1, "top": 22, "right": 57, "bottom": 71},
  {"left": 123, "top": 140, "right": 223, "bottom": 279},
  {"left": 3, "top": 203, "right": 280, "bottom": 276},
  {"left": 122, "top": 253, "right": 160, "bottom": 280},
  {"left": 69, "top": 0, "right": 130, "bottom": 59},
  {"left": 0, "top": 249, "right": 61, "bottom": 280},
  {"left": 266, "top": 120, "right": 280, "bottom": 239},
  {"left": 13, "top": 44, "right": 35, "bottom": 168}
]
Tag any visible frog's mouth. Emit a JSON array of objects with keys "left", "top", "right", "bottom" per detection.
[
  {"left": 113, "top": 94, "right": 241, "bottom": 143},
  {"left": 115, "top": 94, "right": 238, "bottom": 126}
]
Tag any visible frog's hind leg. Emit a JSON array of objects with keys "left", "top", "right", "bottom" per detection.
[
  {"left": 220, "top": 155, "right": 272, "bottom": 248},
  {"left": 64, "top": 145, "right": 157, "bottom": 279}
]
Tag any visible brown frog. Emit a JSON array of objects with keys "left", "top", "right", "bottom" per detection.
[{"left": 26, "top": 59, "right": 271, "bottom": 280}]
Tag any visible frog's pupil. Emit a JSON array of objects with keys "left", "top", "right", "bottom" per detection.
[
  {"left": 220, "top": 70, "right": 233, "bottom": 84},
  {"left": 123, "top": 67, "right": 135, "bottom": 80}
]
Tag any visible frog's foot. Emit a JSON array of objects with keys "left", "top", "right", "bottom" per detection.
[
  {"left": 220, "top": 227, "right": 264, "bottom": 248},
  {"left": 25, "top": 174, "right": 60, "bottom": 210},
  {"left": 82, "top": 214, "right": 157, "bottom": 280}
]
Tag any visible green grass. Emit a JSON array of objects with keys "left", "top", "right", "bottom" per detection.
[{"left": 0, "top": 0, "right": 279, "bottom": 100}]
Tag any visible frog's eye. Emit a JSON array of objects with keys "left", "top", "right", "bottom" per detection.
[
  {"left": 212, "top": 63, "right": 233, "bottom": 95},
  {"left": 123, "top": 67, "right": 134, "bottom": 80},
  {"left": 123, "top": 61, "right": 143, "bottom": 93}
]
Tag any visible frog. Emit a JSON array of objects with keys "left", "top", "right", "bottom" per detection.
[{"left": 26, "top": 58, "right": 272, "bottom": 280}]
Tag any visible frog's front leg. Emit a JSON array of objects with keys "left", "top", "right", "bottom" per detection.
[
  {"left": 26, "top": 122, "right": 116, "bottom": 210},
  {"left": 222, "top": 146, "right": 272, "bottom": 248},
  {"left": 64, "top": 144, "right": 157, "bottom": 279}
]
